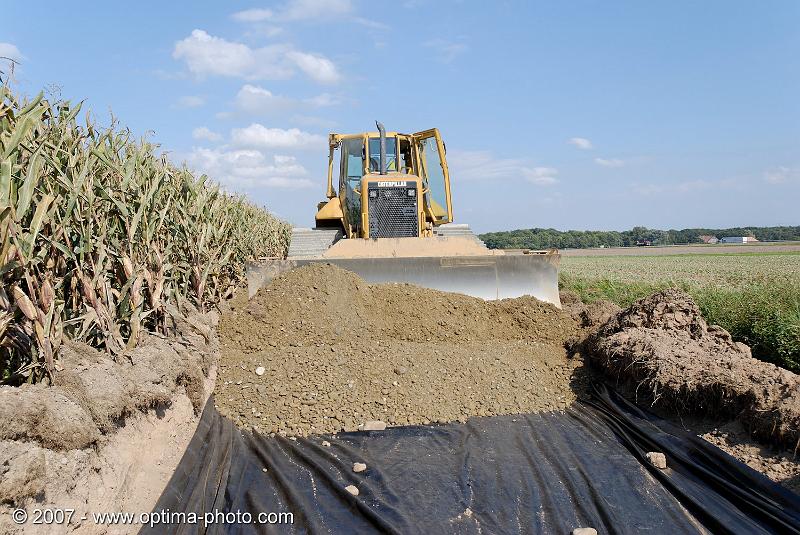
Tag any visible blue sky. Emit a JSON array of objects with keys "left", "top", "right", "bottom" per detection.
[{"left": 2, "top": 0, "right": 798, "bottom": 233}]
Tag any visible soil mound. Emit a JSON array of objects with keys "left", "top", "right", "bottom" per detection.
[
  {"left": 0, "top": 301, "right": 218, "bottom": 451},
  {"left": 231, "top": 264, "right": 575, "bottom": 350},
  {"left": 216, "top": 264, "right": 588, "bottom": 436},
  {"left": 585, "top": 289, "right": 800, "bottom": 449}
]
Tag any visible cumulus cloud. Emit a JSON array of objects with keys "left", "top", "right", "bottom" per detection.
[
  {"left": 192, "top": 127, "right": 222, "bottom": 142},
  {"left": 594, "top": 157, "right": 625, "bottom": 168},
  {"left": 568, "top": 137, "right": 592, "bottom": 150},
  {"left": 286, "top": 51, "right": 341, "bottom": 84},
  {"left": 173, "top": 30, "right": 339, "bottom": 84},
  {"left": 231, "top": 123, "right": 326, "bottom": 150},
  {"left": 185, "top": 147, "right": 313, "bottom": 189},
  {"left": 448, "top": 150, "right": 557, "bottom": 185}
]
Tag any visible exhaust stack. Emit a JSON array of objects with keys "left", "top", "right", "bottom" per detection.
[{"left": 376, "top": 121, "right": 387, "bottom": 175}]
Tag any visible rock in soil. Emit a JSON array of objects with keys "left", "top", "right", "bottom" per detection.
[
  {"left": 572, "top": 528, "right": 598, "bottom": 535},
  {"left": 345, "top": 485, "right": 359, "bottom": 496},
  {"left": 645, "top": 451, "right": 667, "bottom": 470},
  {"left": 353, "top": 462, "right": 367, "bottom": 473},
  {"left": 362, "top": 421, "right": 387, "bottom": 431},
  {"left": 215, "top": 264, "right": 590, "bottom": 437}
]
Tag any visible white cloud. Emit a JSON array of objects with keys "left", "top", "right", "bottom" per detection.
[
  {"left": 172, "top": 30, "right": 339, "bottom": 84},
  {"left": 0, "top": 43, "right": 24, "bottom": 62},
  {"left": 231, "top": 123, "right": 326, "bottom": 150},
  {"left": 176, "top": 95, "right": 205, "bottom": 108},
  {"left": 234, "top": 84, "right": 296, "bottom": 113},
  {"left": 233, "top": 0, "right": 353, "bottom": 22},
  {"left": 423, "top": 39, "right": 467, "bottom": 63},
  {"left": 568, "top": 137, "right": 593, "bottom": 150},
  {"left": 192, "top": 127, "right": 222, "bottom": 142},
  {"left": 524, "top": 167, "right": 559, "bottom": 185},
  {"left": 595, "top": 157, "right": 625, "bottom": 168},
  {"left": 233, "top": 84, "right": 340, "bottom": 115},
  {"left": 173, "top": 30, "right": 275, "bottom": 78},
  {"left": 185, "top": 148, "right": 313, "bottom": 189},
  {"left": 763, "top": 166, "right": 796, "bottom": 184},
  {"left": 448, "top": 150, "right": 557, "bottom": 185},
  {"left": 286, "top": 51, "right": 341, "bottom": 84}
]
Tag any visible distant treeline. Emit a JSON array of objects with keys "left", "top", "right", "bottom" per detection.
[{"left": 479, "top": 226, "right": 800, "bottom": 250}]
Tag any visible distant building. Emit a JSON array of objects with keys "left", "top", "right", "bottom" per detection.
[
  {"left": 720, "top": 236, "right": 759, "bottom": 244},
  {"left": 699, "top": 235, "right": 718, "bottom": 244}
]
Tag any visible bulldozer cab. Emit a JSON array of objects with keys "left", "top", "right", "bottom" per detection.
[{"left": 317, "top": 127, "right": 453, "bottom": 238}]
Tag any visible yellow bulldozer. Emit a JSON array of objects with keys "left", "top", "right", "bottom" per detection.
[{"left": 247, "top": 122, "right": 561, "bottom": 306}]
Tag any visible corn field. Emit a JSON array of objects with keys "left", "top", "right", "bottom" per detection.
[{"left": 0, "top": 86, "right": 291, "bottom": 384}]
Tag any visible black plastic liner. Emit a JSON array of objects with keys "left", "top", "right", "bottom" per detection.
[{"left": 144, "top": 385, "right": 800, "bottom": 534}]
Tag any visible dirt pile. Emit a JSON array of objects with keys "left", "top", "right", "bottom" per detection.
[
  {"left": 584, "top": 289, "right": 800, "bottom": 449},
  {"left": 215, "top": 264, "right": 588, "bottom": 436}
]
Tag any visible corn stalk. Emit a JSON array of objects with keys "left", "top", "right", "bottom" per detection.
[{"left": 0, "top": 86, "right": 290, "bottom": 383}]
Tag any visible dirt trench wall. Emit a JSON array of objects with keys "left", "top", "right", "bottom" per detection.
[{"left": 0, "top": 300, "right": 219, "bottom": 531}]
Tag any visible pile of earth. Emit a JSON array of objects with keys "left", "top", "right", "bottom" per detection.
[
  {"left": 215, "top": 263, "right": 589, "bottom": 436},
  {"left": 579, "top": 288, "right": 800, "bottom": 449}
]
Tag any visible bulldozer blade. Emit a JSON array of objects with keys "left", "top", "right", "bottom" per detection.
[{"left": 247, "top": 253, "right": 561, "bottom": 307}]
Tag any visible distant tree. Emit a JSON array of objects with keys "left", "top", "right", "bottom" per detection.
[{"left": 478, "top": 225, "right": 800, "bottom": 249}]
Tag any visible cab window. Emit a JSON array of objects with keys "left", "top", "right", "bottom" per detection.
[
  {"left": 368, "top": 137, "right": 398, "bottom": 172},
  {"left": 340, "top": 138, "right": 365, "bottom": 187},
  {"left": 418, "top": 136, "right": 450, "bottom": 221},
  {"left": 340, "top": 138, "right": 365, "bottom": 231}
]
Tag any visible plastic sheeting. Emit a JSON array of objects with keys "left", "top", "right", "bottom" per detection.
[{"left": 144, "top": 386, "right": 800, "bottom": 534}]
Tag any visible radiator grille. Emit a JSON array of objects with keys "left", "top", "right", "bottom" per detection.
[{"left": 367, "top": 183, "right": 418, "bottom": 238}]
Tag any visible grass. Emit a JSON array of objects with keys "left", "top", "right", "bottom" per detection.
[{"left": 559, "top": 253, "right": 800, "bottom": 373}]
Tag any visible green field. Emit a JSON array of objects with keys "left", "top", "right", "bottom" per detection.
[{"left": 559, "top": 252, "right": 800, "bottom": 372}]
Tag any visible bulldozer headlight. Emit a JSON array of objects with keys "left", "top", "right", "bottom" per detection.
[{"left": 407, "top": 189, "right": 416, "bottom": 197}]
